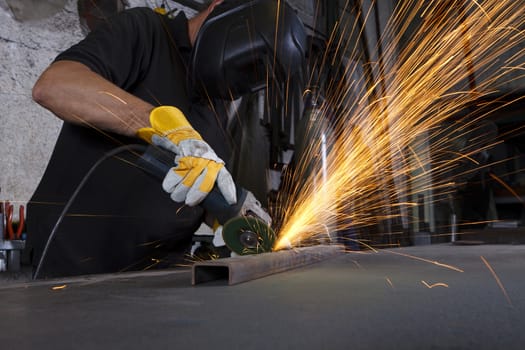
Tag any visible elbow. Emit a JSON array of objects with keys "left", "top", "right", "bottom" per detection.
[
  {"left": 32, "top": 72, "right": 52, "bottom": 107},
  {"left": 32, "top": 79, "right": 46, "bottom": 106},
  {"left": 32, "top": 62, "right": 66, "bottom": 108}
]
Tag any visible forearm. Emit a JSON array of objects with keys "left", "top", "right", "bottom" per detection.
[{"left": 32, "top": 60, "right": 153, "bottom": 137}]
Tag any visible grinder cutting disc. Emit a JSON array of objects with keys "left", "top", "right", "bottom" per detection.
[{"left": 222, "top": 217, "right": 275, "bottom": 255}]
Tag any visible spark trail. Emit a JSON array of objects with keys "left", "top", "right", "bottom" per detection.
[{"left": 274, "top": 0, "right": 525, "bottom": 250}]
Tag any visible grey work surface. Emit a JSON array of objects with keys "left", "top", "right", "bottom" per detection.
[{"left": 1, "top": 244, "right": 524, "bottom": 349}]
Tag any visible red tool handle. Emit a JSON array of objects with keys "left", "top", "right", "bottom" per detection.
[
  {"left": 16, "top": 205, "right": 25, "bottom": 239},
  {"left": 0, "top": 201, "right": 4, "bottom": 239},
  {"left": 6, "top": 203, "right": 12, "bottom": 240},
  {"left": 6, "top": 203, "right": 24, "bottom": 240}
]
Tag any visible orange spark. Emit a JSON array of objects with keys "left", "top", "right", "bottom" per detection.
[
  {"left": 488, "top": 172, "right": 524, "bottom": 203},
  {"left": 480, "top": 255, "right": 513, "bottom": 307},
  {"left": 51, "top": 285, "right": 67, "bottom": 291},
  {"left": 421, "top": 280, "right": 449, "bottom": 289},
  {"left": 98, "top": 90, "right": 128, "bottom": 105},
  {"left": 383, "top": 249, "right": 464, "bottom": 273}
]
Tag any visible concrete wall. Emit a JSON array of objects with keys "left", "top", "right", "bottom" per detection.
[{"left": 0, "top": 0, "right": 83, "bottom": 208}]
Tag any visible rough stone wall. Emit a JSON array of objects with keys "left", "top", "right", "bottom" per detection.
[{"left": 0, "top": 0, "right": 83, "bottom": 209}]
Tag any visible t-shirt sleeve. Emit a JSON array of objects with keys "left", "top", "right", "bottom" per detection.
[{"left": 55, "top": 7, "right": 159, "bottom": 90}]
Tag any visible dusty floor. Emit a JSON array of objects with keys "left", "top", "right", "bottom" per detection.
[{"left": 1, "top": 244, "right": 524, "bottom": 349}]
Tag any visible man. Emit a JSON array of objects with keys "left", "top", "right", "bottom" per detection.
[{"left": 28, "top": 0, "right": 307, "bottom": 278}]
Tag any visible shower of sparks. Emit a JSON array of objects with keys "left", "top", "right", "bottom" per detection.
[
  {"left": 480, "top": 255, "right": 513, "bottom": 307},
  {"left": 273, "top": 0, "right": 525, "bottom": 250}
]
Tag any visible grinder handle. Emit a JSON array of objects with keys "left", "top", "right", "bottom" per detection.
[{"left": 136, "top": 145, "right": 247, "bottom": 225}]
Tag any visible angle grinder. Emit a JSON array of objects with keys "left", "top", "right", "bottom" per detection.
[{"left": 137, "top": 145, "right": 275, "bottom": 255}]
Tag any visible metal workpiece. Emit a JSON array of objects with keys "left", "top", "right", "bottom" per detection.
[{"left": 192, "top": 244, "right": 344, "bottom": 285}]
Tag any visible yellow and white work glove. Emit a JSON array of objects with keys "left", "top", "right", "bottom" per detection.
[{"left": 137, "top": 106, "right": 237, "bottom": 206}]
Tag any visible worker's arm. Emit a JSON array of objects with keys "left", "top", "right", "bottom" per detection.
[
  {"left": 32, "top": 60, "right": 152, "bottom": 137},
  {"left": 33, "top": 59, "right": 236, "bottom": 206},
  {"left": 31, "top": 0, "right": 224, "bottom": 137}
]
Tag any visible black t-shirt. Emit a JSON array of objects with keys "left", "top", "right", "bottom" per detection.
[{"left": 56, "top": 8, "right": 193, "bottom": 114}]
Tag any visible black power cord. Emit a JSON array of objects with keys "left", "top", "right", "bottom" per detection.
[{"left": 33, "top": 144, "right": 148, "bottom": 280}]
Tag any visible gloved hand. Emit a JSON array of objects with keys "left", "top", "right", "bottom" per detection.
[{"left": 137, "top": 106, "right": 237, "bottom": 206}]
